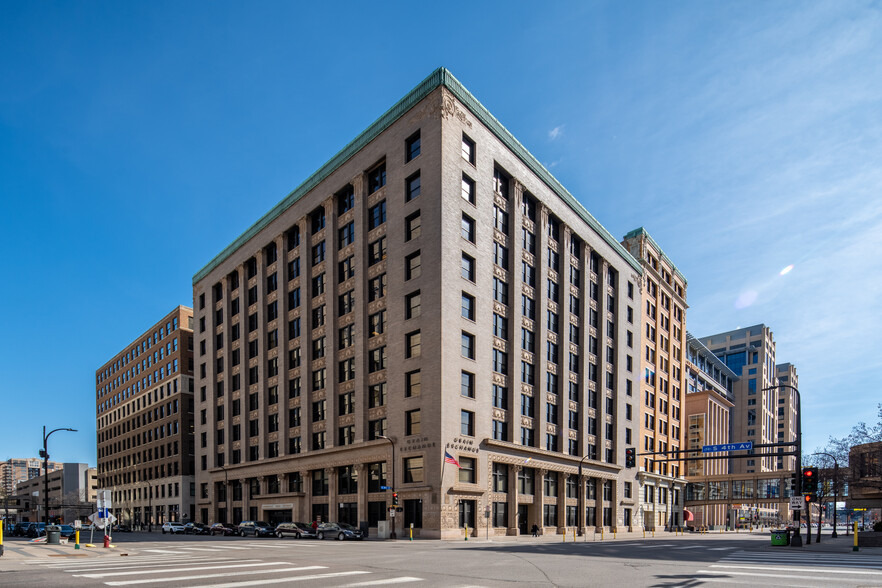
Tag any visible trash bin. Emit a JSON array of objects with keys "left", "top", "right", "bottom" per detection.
[
  {"left": 47, "top": 525, "right": 62, "bottom": 545},
  {"left": 770, "top": 529, "right": 789, "bottom": 546}
]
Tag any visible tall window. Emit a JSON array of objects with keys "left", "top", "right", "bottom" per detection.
[
  {"left": 367, "top": 162, "right": 386, "bottom": 193},
  {"left": 461, "top": 134, "right": 475, "bottom": 164},
  {"left": 405, "top": 130, "right": 421, "bottom": 162},
  {"left": 406, "top": 172, "right": 421, "bottom": 201}
]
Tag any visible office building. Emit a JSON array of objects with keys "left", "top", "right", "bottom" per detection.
[
  {"left": 14, "top": 463, "right": 97, "bottom": 524},
  {"left": 620, "top": 228, "right": 688, "bottom": 530},
  {"left": 698, "top": 325, "right": 781, "bottom": 474},
  {"left": 775, "top": 363, "right": 798, "bottom": 472},
  {"left": 1, "top": 458, "right": 62, "bottom": 496},
  {"left": 193, "top": 68, "right": 644, "bottom": 539},
  {"left": 95, "top": 306, "right": 196, "bottom": 528},
  {"left": 684, "top": 333, "right": 736, "bottom": 527}
]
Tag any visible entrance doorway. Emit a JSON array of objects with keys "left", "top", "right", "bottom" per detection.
[
  {"left": 458, "top": 500, "right": 476, "bottom": 530},
  {"left": 518, "top": 505, "right": 529, "bottom": 535},
  {"left": 265, "top": 510, "right": 289, "bottom": 527}
]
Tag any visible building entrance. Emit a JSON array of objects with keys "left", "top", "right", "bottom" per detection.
[{"left": 518, "top": 505, "right": 529, "bottom": 535}]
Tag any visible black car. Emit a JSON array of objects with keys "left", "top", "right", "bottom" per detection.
[
  {"left": 12, "top": 522, "right": 31, "bottom": 537},
  {"left": 210, "top": 522, "right": 236, "bottom": 536},
  {"left": 274, "top": 522, "right": 317, "bottom": 539},
  {"left": 184, "top": 522, "right": 211, "bottom": 535},
  {"left": 316, "top": 522, "right": 364, "bottom": 541},
  {"left": 26, "top": 523, "right": 47, "bottom": 538},
  {"left": 237, "top": 520, "right": 274, "bottom": 537}
]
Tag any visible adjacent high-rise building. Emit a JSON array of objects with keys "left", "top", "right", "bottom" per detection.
[
  {"left": 14, "top": 463, "right": 97, "bottom": 524},
  {"left": 620, "top": 228, "right": 688, "bottom": 530},
  {"left": 684, "top": 333, "right": 737, "bottom": 527},
  {"left": 192, "top": 68, "right": 645, "bottom": 539},
  {"left": 698, "top": 324, "right": 782, "bottom": 474},
  {"left": 1, "top": 458, "right": 62, "bottom": 496},
  {"left": 775, "top": 363, "right": 798, "bottom": 472},
  {"left": 95, "top": 306, "right": 196, "bottom": 528}
]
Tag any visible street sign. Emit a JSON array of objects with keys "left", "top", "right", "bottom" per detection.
[
  {"left": 380, "top": 486, "right": 390, "bottom": 490},
  {"left": 790, "top": 496, "right": 803, "bottom": 510},
  {"left": 701, "top": 442, "right": 753, "bottom": 453}
]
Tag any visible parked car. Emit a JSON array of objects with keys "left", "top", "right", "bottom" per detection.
[
  {"left": 183, "top": 522, "right": 211, "bottom": 535},
  {"left": 237, "top": 520, "right": 274, "bottom": 537},
  {"left": 111, "top": 524, "right": 131, "bottom": 533},
  {"left": 57, "top": 525, "right": 76, "bottom": 539},
  {"left": 26, "top": 523, "right": 47, "bottom": 538},
  {"left": 209, "top": 522, "right": 236, "bottom": 536},
  {"left": 316, "top": 522, "right": 364, "bottom": 541},
  {"left": 161, "top": 521, "right": 186, "bottom": 534},
  {"left": 12, "top": 522, "right": 31, "bottom": 537},
  {"left": 274, "top": 522, "right": 316, "bottom": 539}
]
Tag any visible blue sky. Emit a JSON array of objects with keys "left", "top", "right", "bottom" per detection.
[{"left": 2, "top": 1, "right": 879, "bottom": 465}]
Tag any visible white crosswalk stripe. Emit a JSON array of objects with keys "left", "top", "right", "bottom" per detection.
[
  {"left": 24, "top": 551, "right": 425, "bottom": 587},
  {"left": 695, "top": 549, "right": 882, "bottom": 585}
]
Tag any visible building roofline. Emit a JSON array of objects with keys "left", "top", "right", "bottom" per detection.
[
  {"left": 193, "top": 67, "right": 643, "bottom": 285},
  {"left": 686, "top": 332, "right": 739, "bottom": 380},
  {"left": 95, "top": 305, "right": 193, "bottom": 374},
  {"left": 622, "top": 227, "right": 687, "bottom": 285}
]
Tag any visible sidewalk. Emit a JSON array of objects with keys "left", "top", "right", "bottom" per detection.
[{"left": 1, "top": 539, "right": 129, "bottom": 561}]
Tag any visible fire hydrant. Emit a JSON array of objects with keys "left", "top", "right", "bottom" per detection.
[{"left": 103, "top": 535, "right": 111, "bottom": 548}]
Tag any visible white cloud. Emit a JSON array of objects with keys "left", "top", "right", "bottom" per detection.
[{"left": 548, "top": 125, "right": 563, "bottom": 140}]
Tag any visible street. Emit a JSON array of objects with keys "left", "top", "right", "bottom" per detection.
[{"left": 1, "top": 529, "right": 880, "bottom": 587}]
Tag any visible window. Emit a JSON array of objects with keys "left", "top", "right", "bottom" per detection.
[
  {"left": 338, "top": 358, "right": 355, "bottom": 383},
  {"left": 406, "top": 409, "right": 421, "bottom": 435},
  {"left": 289, "top": 287, "right": 300, "bottom": 309},
  {"left": 492, "top": 167, "right": 509, "bottom": 199},
  {"left": 461, "top": 410, "right": 475, "bottom": 436},
  {"left": 405, "top": 211, "right": 421, "bottom": 241},
  {"left": 461, "top": 134, "right": 475, "bottom": 164},
  {"left": 493, "top": 277, "right": 508, "bottom": 305},
  {"left": 338, "top": 324, "right": 354, "bottom": 349},
  {"left": 311, "top": 241, "right": 325, "bottom": 266},
  {"left": 458, "top": 456, "right": 476, "bottom": 483},
  {"left": 266, "top": 273, "right": 277, "bottom": 293},
  {"left": 492, "top": 349, "right": 508, "bottom": 374},
  {"left": 338, "top": 222, "right": 354, "bottom": 248},
  {"left": 311, "top": 305, "right": 326, "bottom": 328},
  {"left": 492, "top": 384, "right": 507, "bottom": 409},
  {"left": 521, "top": 394, "right": 534, "bottom": 417},
  {"left": 369, "top": 346, "right": 387, "bottom": 372},
  {"left": 338, "top": 390, "right": 354, "bottom": 414},
  {"left": 368, "top": 200, "right": 387, "bottom": 229},
  {"left": 312, "top": 368, "right": 326, "bottom": 391},
  {"left": 493, "top": 205, "right": 509, "bottom": 234},
  {"left": 461, "top": 253, "right": 475, "bottom": 281},
  {"left": 492, "top": 420, "right": 508, "bottom": 441},
  {"left": 311, "top": 273, "right": 325, "bottom": 297},
  {"left": 461, "top": 371, "right": 475, "bottom": 398},
  {"left": 368, "top": 273, "right": 387, "bottom": 302},
  {"left": 337, "top": 185, "right": 354, "bottom": 215},
  {"left": 404, "top": 456, "right": 424, "bottom": 483},
  {"left": 405, "top": 290, "right": 421, "bottom": 319},
  {"left": 367, "top": 162, "right": 386, "bottom": 194},
  {"left": 405, "top": 370, "right": 421, "bottom": 397},
  {"left": 461, "top": 214, "right": 476, "bottom": 243},
  {"left": 405, "top": 330, "right": 421, "bottom": 358},
  {"left": 338, "top": 256, "right": 354, "bottom": 283},
  {"left": 406, "top": 172, "right": 421, "bottom": 201},
  {"left": 369, "top": 382, "right": 387, "bottom": 408},
  {"left": 405, "top": 251, "right": 421, "bottom": 280},
  {"left": 368, "top": 237, "right": 387, "bottom": 265},
  {"left": 405, "top": 130, "right": 421, "bottom": 162},
  {"left": 461, "top": 331, "right": 475, "bottom": 359},
  {"left": 492, "top": 313, "right": 507, "bottom": 338},
  {"left": 461, "top": 174, "right": 475, "bottom": 204},
  {"left": 369, "top": 310, "right": 386, "bottom": 336},
  {"left": 338, "top": 290, "right": 355, "bottom": 315},
  {"left": 461, "top": 292, "right": 475, "bottom": 320},
  {"left": 493, "top": 242, "right": 508, "bottom": 270}
]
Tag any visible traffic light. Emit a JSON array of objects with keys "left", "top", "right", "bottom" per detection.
[
  {"left": 790, "top": 472, "right": 799, "bottom": 493},
  {"left": 804, "top": 493, "right": 812, "bottom": 504},
  {"left": 802, "top": 467, "right": 818, "bottom": 497},
  {"left": 392, "top": 492, "right": 399, "bottom": 507},
  {"left": 625, "top": 448, "right": 636, "bottom": 468}
]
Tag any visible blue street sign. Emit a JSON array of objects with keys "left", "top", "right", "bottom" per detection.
[
  {"left": 98, "top": 508, "right": 110, "bottom": 518},
  {"left": 701, "top": 442, "right": 752, "bottom": 453},
  {"left": 380, "top": 486, "right": 390, "bottom": 490}
]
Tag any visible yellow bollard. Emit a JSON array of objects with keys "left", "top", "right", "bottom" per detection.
[
  {"left": 643, "top": 528, "right": 646, "bottom": 538},
  {"left": 572, "top": 528, "right": 576, "bottom": 542},
  {"left": 652, "top": 529, "right": 655, "bottom": 538},
  {"left": 75, "top": 530, "right": 80, "bottom": 550},
  {"left": 600, "top": 528, "right": 603, "bottom": 541},
  {"left": 854, "top": 522, "right": 859, "bottom": 551},
  {"left": 464, "top": 525, "right": 468, "bottom": 541}
]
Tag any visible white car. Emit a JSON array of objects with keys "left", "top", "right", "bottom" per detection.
[{"left": 161, "top": 521, "right": 186, "bottom": 534}]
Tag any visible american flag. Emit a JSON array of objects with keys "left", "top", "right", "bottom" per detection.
[{"left": 444, "top": 451, "right": 461, "bottom": 468}]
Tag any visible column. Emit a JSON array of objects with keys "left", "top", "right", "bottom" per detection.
[
  {"left": 508, "top": 465, "right": 520, "bottom": 536},
  {"left": 356, "top": 463, "right": 367, "bottom": 529},
  {"left": 326, "top": 467, "right": 337, "bottom": 522},
  {"left": 536, "top": 468, "right": 547, "bottom": 534},
  {"left": 556, "top": 470, "right": 567, "bottom": 534}
]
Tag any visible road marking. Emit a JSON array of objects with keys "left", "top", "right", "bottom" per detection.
[
  {"left": 59, "top": 559, "right": 254, "bottom": 573},
  {"left": 672, "top": 545, "right": 701, "bottom": 549},
  {"left": 103, "top": 566, "right": 327, "bottom": 586},
  {"left": 340, "top": 578, "right": 423, "bottom": 586},
  {"left": 700, "top": 569, "right": 879, "bottom": 580},
  {"left": 74, "top": 561, "right": 288, "bottom": 578},
  {"left": 177, "top": 547, "right": 226, "bottom": 552},
  {"left": 708, "top": 546, "right": 737, "bottom": 550},
  {"left": 710, "top": 564, "right": 882, "bottom": 575},
  {"left": 192, "top": 571, "right": 371, "bottom": 587}
]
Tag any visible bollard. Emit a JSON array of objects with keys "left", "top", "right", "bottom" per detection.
[
  {"left": 75, "top": 530, "right": 80, "bottom": 550},
  {"left": 464, "top": 525, "right": 468, "bottom": 541},
  {"left": 600, "top": 528, "right": 603, "bottom": 541},
  {"left": 854, "top": 522, "right": 859, "bottom": 552}
]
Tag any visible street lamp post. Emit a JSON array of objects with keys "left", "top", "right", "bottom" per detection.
[
  {"left": 378, "top": 435, "right": 396, "bottom": 539},
  {"left": 577, "top": 454, "right": 591, "bottom": 536},
  {"left": 42, "top": 426, "right": 76, "bottom": 524},
  {"left": 761, "top": 384, "right": 802, "bottom": 547},
  {"left": 145, "top": 479, "right": 152, "bottom": 533},
  {"left": 809, "top": 451, "right": 839, "bottom": 540}
]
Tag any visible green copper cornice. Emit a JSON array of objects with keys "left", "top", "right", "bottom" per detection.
[
  {"left": 622, "top": 226, "right": 688, "bottom": 285},
  {"left": 194, "top": 67, "right": 642, "bottom": 284}
]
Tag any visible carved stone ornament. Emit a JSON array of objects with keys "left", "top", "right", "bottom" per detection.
[{"left": 441, "top": 90, "right": 473, "bottom": 127}]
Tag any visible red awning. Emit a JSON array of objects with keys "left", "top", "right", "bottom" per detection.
[{"left": 684, "top": 509, "right": 695, "bottom": 521}]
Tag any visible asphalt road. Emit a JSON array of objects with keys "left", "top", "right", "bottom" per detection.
[{"left": 1, "top": 529, "right": 879, "bottom": 587}]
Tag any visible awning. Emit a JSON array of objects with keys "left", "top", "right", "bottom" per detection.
[{"left": 684, "top": 509, "right": 695, "bottom": 522}]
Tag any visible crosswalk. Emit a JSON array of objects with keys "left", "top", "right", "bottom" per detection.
[
  {"left": 696, "top": 549, "right": 882, "bottom": 586},
  {"left": 139, "top": 540, "right": 317, "bottom": 555},
  {"left": 25, "top": 552, "right": 430, "bottom": 587}
]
